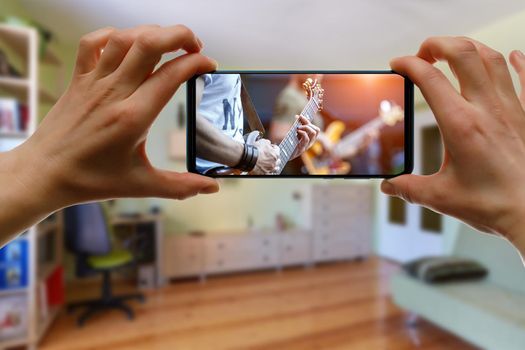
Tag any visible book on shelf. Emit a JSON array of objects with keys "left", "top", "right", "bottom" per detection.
[
  {"left": 0, "top": 240, "right": 28, "bottom": 290},
  {"left": 46, "top": 265, "right": 64, "bottom": 307},
  {"left": 0, "top": 98, "right": 28, "bottom": 133},
  {"left": 0, "top": 295, "right": 27, "bottom": 340}
]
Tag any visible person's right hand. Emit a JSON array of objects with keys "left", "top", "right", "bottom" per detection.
[
  {"left": 381, "top": 37, "right": 525, "bottom": 256},
  {"left": 251, "top": 139, "right": 280, "bottom": 174}
]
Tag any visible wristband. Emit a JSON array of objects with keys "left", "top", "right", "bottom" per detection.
[{"left": 235, "top": 143, "right": 258, "bottom": 172}]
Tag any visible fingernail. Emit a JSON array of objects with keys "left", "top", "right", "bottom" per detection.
[
  {"left": 380, "top": 180, "right": 395, "bottom": 195},
  {"left": 207, "top": 56, "right": 219, "bottom": 69},
  {"left": 197, "top": 37, "right": 204, "bottom": 49},
  {"left": 517, "top": 50, "right": 525, "bottom": 58},
  {"left": 200, "top": 183, "right": 219, "bottom": 194}
]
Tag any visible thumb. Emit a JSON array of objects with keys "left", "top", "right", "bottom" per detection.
[
  {"left": 509, "top": 50, "right": 525, "bottom": 106},
  {"left": 380, "top": 175, "right": 430, "bottom": 205},
  {"left": 147, "top": 170, "right": 219, "bottom": 200}
]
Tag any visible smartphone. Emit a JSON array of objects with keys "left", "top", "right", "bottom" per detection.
[{"left": 187, "top": 71, "right": 413, "bottom": 178}]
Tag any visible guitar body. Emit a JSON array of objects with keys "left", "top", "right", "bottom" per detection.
[
  {"left": 301, "top": 120, "right": 351, "bottom": 175},
  {"left": 301, "top": 102, "right": 405, "bottom": 175}
]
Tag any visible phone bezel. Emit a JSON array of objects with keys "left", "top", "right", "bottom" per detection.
[{"left": 186, "top": 70, "right": 414, "bottom": 179}]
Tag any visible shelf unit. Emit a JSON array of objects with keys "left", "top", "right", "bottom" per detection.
[{"left": 0, "top": 24, "right": 64, "bottom": 350}]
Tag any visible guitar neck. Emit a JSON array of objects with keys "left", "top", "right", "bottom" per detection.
[
  {"left": 333, "top": 116, "right": 385, "bottom": 159},
  {"left": 276, "top": 99, "right": 319, "bottom": 174}
]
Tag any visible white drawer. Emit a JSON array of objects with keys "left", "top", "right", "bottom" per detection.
[
  {"left": 313, "top": 242, "right": 341, "bottom": 261},
  {"left": 205, "top": 251, "right": 253, "bottom": 273},
  {"left": 166, "top": 253, "right": 202, "bottom": 277},
  {"left": 163, "top": 235, "right": 204, "bottom": 277},
  {"left": 279, "top": 234, "right": 311, "bottom": 265}
]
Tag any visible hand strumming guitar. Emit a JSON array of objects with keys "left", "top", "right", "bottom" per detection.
[{"left": 250, "top": 139, "right": 280, "bottom": 174}]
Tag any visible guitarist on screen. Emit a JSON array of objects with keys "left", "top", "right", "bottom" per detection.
[{"left": 195, "top": 74, "right": 319, "bottom": 175}]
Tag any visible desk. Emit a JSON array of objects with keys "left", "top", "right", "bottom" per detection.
[{"left": 111, "top": 214, "right": 164, "bottom": 288}]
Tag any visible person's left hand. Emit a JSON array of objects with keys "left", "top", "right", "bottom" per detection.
[
  {"left": 291, "top": 115, "right": 320, "bottom": 159},
  {"left": 8, "top": 25, "right": 220, "bottom": 216}
]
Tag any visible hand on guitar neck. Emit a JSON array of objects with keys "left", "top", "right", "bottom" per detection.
[{"left": 252, "top": 115, "right": 319, "bottom": 174}]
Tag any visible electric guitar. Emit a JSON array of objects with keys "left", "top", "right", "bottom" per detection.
[
  {"left": 209, "top": 78, "right": 324, "bottom": 175},
  {"left": 301, "top": 101, "right": 404, "bottom": 175}
]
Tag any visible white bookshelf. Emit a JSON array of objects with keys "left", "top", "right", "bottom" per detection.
[{"left": 0, "top": 24, "right": 64, "bottom": 349}]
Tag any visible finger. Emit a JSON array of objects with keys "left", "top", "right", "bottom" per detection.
[
  {"left": 299, "top": 124, "right": 317, "bottom": 140},
  {"left": 131, "top": 53, "right": 217, "bottom": 126},
  {"left": 75, "top": 27, "right": 115, "bottom": 75},
  {"left": 96, "top": 25, "right": 160, "bottom": 78},
  {"left": 298, "top": 126, "right": 316, "bottom": 149},
  {"left": 311, "top": 123, "right": 321, "bottom": 136},
  {"left": 147, "top": 170, "right": 219, "bottom": 199},
  {"left": 271, "top": 144, "right": 280, "bottom": 159},
  {"left": 417, "top": 36, "right": 495, "bottom": 103},
  {"left": 510, "top": 50, "right": 525, "bottom": 105},
  {"left": 297, "top": 114, "right": 309, "bottom": 125},
  {"left": 390, "top": 56, "right": 466, "bottom": 132},
  {"left": 116, "top": 25, "right": 203, "bottom": 89},
  {"left": 380, "top": 175, "right": 434, "bottom": 205},
  {"left": 297, "top": 129, "right": 309, "bottom": 151},
  {"left": 457, "top": 37, "right": 516, "bottom": 98}
]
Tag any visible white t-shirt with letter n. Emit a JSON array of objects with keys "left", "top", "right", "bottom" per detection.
[{"left": 196, "top": 74, "right": 245, "bottom": 173}]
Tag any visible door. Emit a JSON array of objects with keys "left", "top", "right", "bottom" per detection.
[{"left": 377, "top": 110, "right": 444, "bottom": 262}]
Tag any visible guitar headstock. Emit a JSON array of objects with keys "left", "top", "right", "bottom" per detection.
[
  {"left": 303, "top": 78, "right": 324, "bottom": 112},
  {"left": 379, "top": 100, "right": 404, "bottom": 126}
]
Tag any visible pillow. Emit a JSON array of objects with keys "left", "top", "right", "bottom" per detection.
[{"left": 402, "top": 256, "right": 488, "bottom": 283}]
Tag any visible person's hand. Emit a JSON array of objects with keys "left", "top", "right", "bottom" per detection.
[
  {"left": 290, "top": 115, "right": 321, "bottom": 159},
  {"left": 250, "top": 139, "right": 280, "bottom": 174},
  {"left": 6, "top": 25, "right": 219, "bottom": 221},
  {"left": 380, "top": 36, "right": 525, "bottom": 255}
]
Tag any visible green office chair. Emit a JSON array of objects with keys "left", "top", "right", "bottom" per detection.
[{"left": 64, "top": 203, "right": 145, "bottom": 327}]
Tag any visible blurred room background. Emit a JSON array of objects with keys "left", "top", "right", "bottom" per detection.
[{"left": 1, "top": 1, "right": 525, "bottom": 349}]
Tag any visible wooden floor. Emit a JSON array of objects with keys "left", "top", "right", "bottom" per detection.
[{"left": 40, "top": 258, "right": 477, "bottom": 350}]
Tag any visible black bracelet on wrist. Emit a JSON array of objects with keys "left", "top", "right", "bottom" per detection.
[{"left": 235, "top": 143, "right": 258, "bottom": 172}]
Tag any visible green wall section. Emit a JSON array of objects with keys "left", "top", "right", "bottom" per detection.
[{"left": 0, "top": 0, "right": 77, "bottom": 120}]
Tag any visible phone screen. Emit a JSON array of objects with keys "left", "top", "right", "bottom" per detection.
[{"left": 187, "top": 71, "right": 413, "bottom": 178}]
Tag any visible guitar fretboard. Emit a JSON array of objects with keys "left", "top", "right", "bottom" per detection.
[{"left": 275, "top": 98, "right": 319, "bottom": 174}]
